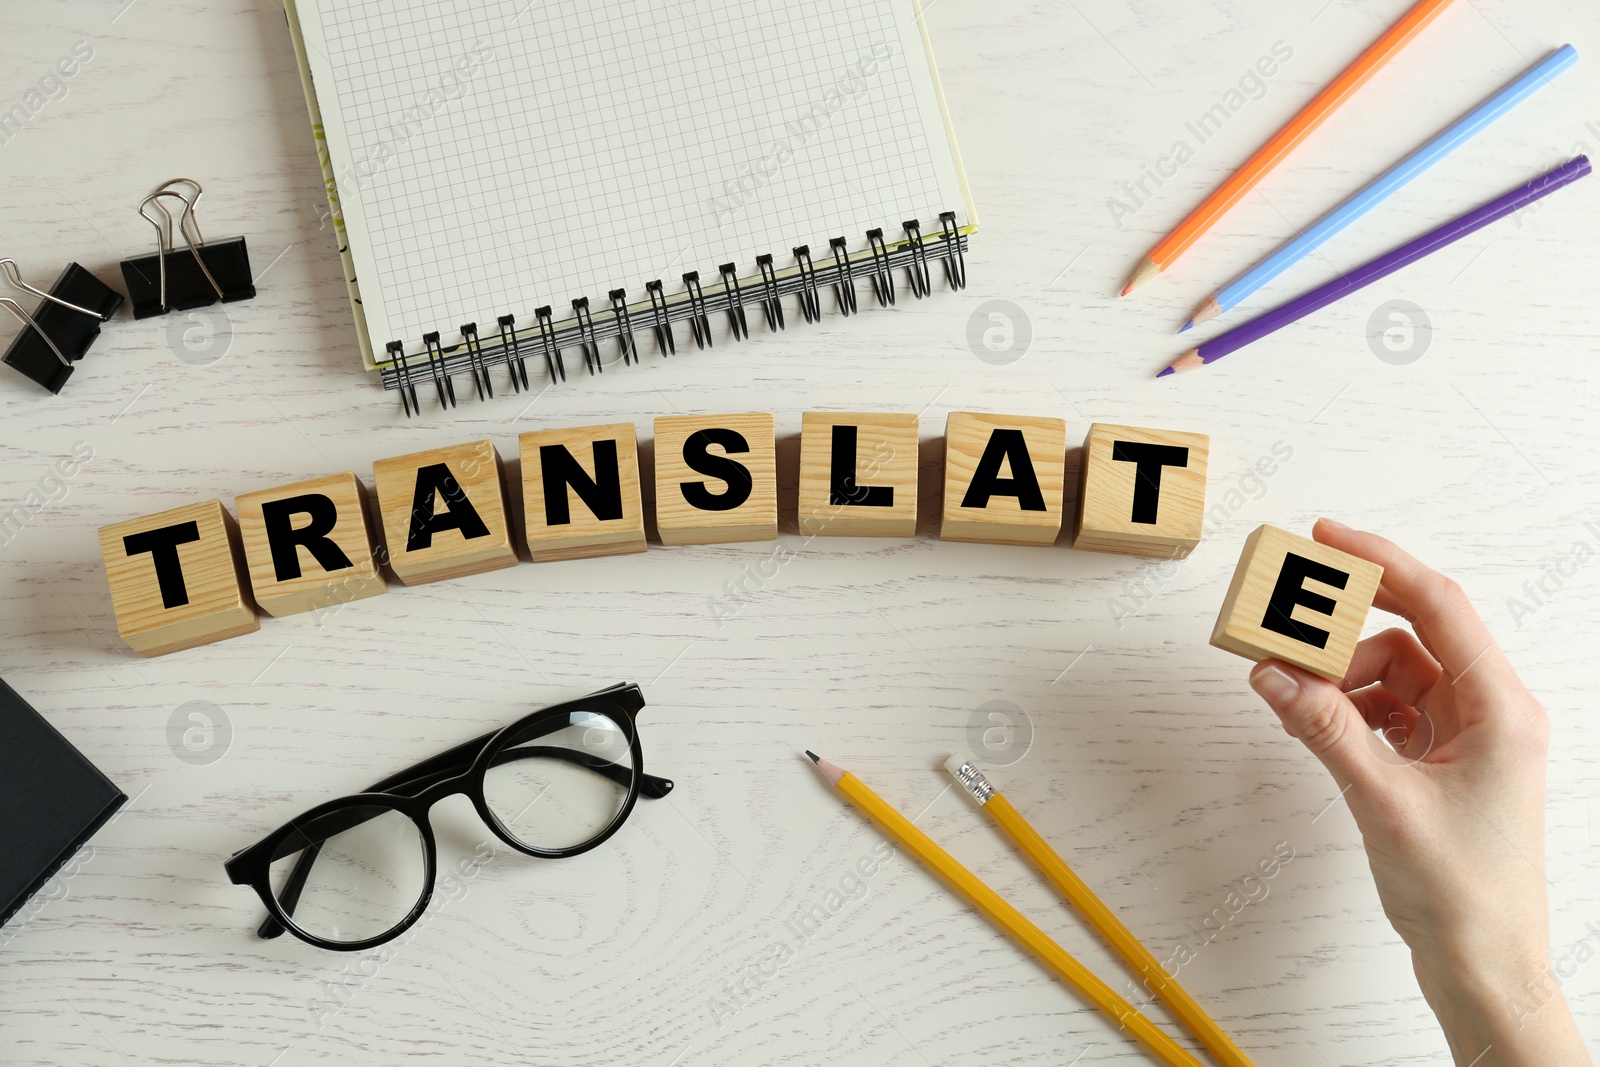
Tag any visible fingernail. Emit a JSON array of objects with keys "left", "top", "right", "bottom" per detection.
[
  {"left": 1251, "top": 664, "right": 1300, "bottom": 705},
  {"left": 1318, "top": 517, "right": 1351, "bottom": 532}
]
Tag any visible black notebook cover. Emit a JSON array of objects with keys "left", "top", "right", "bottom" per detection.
[{"left": 0, "top": 677, "right": 125, "bottom": 929}]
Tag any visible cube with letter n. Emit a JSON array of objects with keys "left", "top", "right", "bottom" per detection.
[
  {"left": 940, "top": 411, "right": 1067, "bottom": 547},
  {"left": 519, "top": 422, "right": 646, "bottom": 562},
  {"left": 372, "top": 439, "right": 518, "bottom": 585},
  {"left": 1211, "top": 525, "right": 1383, "bottom": 681}
]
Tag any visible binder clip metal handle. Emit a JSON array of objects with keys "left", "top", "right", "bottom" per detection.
[
  {"left": 120, "top": 178, "right": 256, "bottom": 319},
  {"left": 1, "top": 259, "right": 124, "bottom": 394}
]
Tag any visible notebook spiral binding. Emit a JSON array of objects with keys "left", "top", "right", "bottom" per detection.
[{"left": 379, "top": 211, "right": 970, "bottom": 417}]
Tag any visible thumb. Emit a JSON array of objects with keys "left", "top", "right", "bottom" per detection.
[{"left": 1250, "top": 661, "right": 1377, "bottom": 789}]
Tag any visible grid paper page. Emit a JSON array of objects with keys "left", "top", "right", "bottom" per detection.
[{"left": 291, "top": 0, "right": 971, "bottom": 359}]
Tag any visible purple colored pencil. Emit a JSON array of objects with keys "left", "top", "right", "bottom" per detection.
[{"left": 1159, "top": 155, "right": 1592, "bottom": 377}]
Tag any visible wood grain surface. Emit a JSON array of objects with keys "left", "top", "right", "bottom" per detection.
[{"left": 2, "top": 1, "right": 1599, "bottom": 1065}]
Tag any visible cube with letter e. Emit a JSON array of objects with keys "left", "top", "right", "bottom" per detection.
[{"left": 1211, "top": 525, "right": 1383, "bottom": 682}]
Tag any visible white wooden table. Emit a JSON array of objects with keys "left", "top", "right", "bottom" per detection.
[{"left": 3, "top": 2, "right": 1598, "bottom": 1064}]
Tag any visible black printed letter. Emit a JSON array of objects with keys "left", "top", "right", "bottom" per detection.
[
  {"left": 830, "top": 425, "right": 892, "bottom": 508},
  {"left": 1261, "top": 553, "right": 1349, "bottom": 649},
  {"left": 540, "top": 441, "right": 623, "bottom": 526},
  {"left": 123, "top": 521, "right": 202, "bottom": 608},
  {"left": 680, "top": 428, "right": 753, "bottom": 512},
  {"left": 1111, "top": 441, "right": 1189, "bottom": 524},
  {"left": 261, "top": 494, "right": 353, "bottom": 581},
  {"left": 407, "top": 464, "right": 490, "bottom": 551},
  {"left": 961, "top": 429, "right": 1045, "bottom": 511}
]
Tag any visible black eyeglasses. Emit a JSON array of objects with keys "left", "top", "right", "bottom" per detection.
[{"left": 224, "top": 683, "right": 672, "bottom": 951}]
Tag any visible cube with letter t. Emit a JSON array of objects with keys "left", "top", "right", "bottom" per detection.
[
  {"left": 235, "top": 472, "right": 386, "bottom": 617},
  {"left": 520, "top": 422, "right": 647, "bottom": 562},
  {"left": 1074, "top": 423, "right": 1209, "bottom": 558},
  {"left": 940, "top": 411, "right": 1067, "bottom": 547},
  {"left": 99, "top": 499, "right": 259, "bottom": 656},
  {"left": 653, "top": 413, "right": 777, "bottom": 545},
  {"left": 372, "top": 440, "right": 518, "bottom": 585},
  {"left": 1211, "top": 525, "right": 1383, "bottom": 682}
]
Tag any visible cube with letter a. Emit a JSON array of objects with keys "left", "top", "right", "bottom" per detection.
[
  {"left": 940, "top": 411, "right": 1067, "bottom": 547},
  {"left": 1211, "top": 525, "right": 1383, "bottom": 682},
  {"left": 797, "top": 411, "right": 919, "bottom": 538},
  {"left": 372, "top": 439, "right": 518, "bottom": 585},
  {"left": 235, "top": 472, "right": 386, "bottom": 618},
  {"left": 99, "top": 499, "right": 259, "bottom": 656},
  {"left": 1073, "top": 423, "right": 1209, "bottom": 558},
  {"left": 520, "top": 422, "right": 647, "bottom": 562},
  {"left": 653, "top": 413, "right": 778, "bottom": 545}
]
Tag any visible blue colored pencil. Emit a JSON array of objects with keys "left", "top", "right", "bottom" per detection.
[{"left": 1182, "top": 44, "right": 1578, "bottom": 331}]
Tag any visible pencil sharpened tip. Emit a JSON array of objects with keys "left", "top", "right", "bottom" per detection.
[
  {"left": 1160, "top": 350, "right": 1205, "bottom": 378},
  {"left": 804, "top": 750, "right": 820, "bottom": 764},
  {"left": 1178, "top": 320, "right": 1192, "bottom": 334},
  {"left": 1120, "top": 257, "right": 1159, "bottom": 297}
]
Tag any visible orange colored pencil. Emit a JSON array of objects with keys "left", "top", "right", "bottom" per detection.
[{"left": 1121, "top": 0, "right": 1457, "bottom": 296}]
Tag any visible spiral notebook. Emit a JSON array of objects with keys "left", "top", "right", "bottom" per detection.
[{"left": 284, "top": 0, "right": 976, "bottom": 414}]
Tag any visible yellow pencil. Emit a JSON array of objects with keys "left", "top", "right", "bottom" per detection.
[
  {"left": 945, "top": 757, "right": 1257, "bottom": 1067},
  {"left": 805, "top": 752, "right": 1204, "bottom": 1067}
]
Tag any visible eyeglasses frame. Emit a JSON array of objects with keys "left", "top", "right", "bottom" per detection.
[{"left": 223, "top": 682, "right": 673, "bottom": 952}]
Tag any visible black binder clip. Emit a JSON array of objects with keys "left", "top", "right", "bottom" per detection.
[
  {"left": 120, "top": 179, "right": 255, "bottom": 319},
  {"left": 1, "top": 259, "right": 123, "bottom": 394}
]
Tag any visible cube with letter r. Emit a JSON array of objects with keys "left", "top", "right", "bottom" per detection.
[
  {"left": 1211, "top": 525, "right": 1383, "bottom": 682},
  {"left": 235, "top": 471, "right": 386, "bottom": 617}
]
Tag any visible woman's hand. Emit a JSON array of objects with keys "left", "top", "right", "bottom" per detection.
[{"left": 1247, "top": 518, "right": 1588, "bottom": 1066}]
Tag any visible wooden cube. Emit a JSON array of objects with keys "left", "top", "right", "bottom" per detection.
[
  {"left": 1211, "top": 525, "right": 1384, "bottom": 682},
  {"left": 520, "top": 422, "right": 647, "bottom": 562},
  {"left": 1073, "top": 423, "right": 1210, "bottom": 559},
  {"left": 653, "top": 413, "right": 778, "bottom": 546},
  {"left": 797, "top": 412, "right": 919, "bottom": 538},
  {"left": 98, "top": 499, "right": 259, "bottom": 656},
  {"left": 940, "top": 411, "right": 1067, "bottom": 547},
  {"left": 372, "top": 439, "right": 518, "bottom": 585},
  {"left": 235, "top": 472, "right": 387, "bottom": 618}
]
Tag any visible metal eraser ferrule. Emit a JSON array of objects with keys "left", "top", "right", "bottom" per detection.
[{"left": 944, "top": 754, "right": 995, "bottom": 806}]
